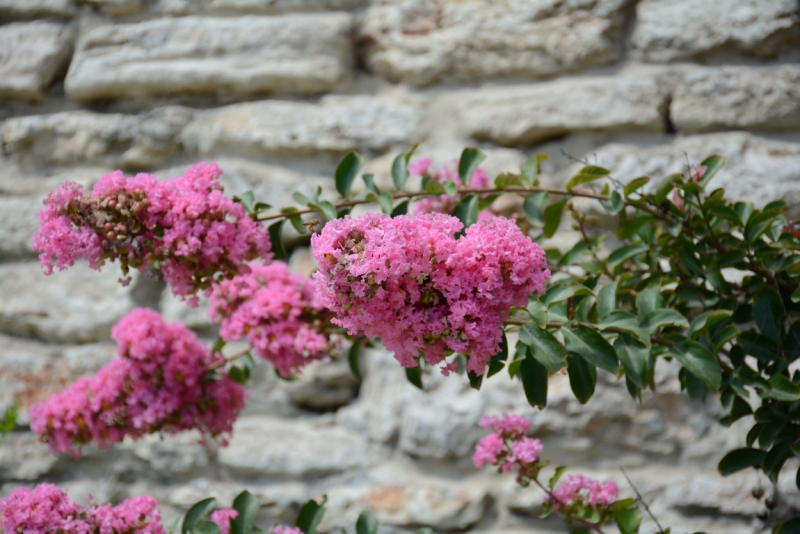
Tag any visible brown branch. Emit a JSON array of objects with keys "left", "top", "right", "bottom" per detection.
[{"left": 206, "top": 347, "right": 251, "bottom": 372}]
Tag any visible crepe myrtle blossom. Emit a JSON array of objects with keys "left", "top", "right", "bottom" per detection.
[
  {"left": 409, "top": 157, "right": 491, "bottom": 216},
  {"left": 473, "top": 414, "right": 543, "bottom": 476},
  {"left": 30, "top": 308, "right": 247, "bottom": 456},
  {"left": 32, "top": 162, "right": 271, "bottom": 305},
  {"left": 270, "top": 526, "right": 304, "bottom": 534},
  {"left": 0, "top": 483, "right": 164, "bottom": 534},
  {"left": 311, "top": 212, "right": 549, "bottom": 375},
  {"left": 549, "top": 474, "right": 619, "bottom": 510},
  {"left": 210, "top": 509, "right": 239, "bottom": 534},
  {"left": 209, "top": 262, "right": 340, "bottom": 377}
]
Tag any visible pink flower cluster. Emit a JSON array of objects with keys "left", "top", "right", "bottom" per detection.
[
  {"left": 0, "top": 483, "right": 164, "bottom": 533},
  {"left": 473, "top": 414, "right": 543, "bottom": 475},
  {"left": 550, "top": 475, "right": 619, "bottom": 510},
  {"left": 210, "top": 509, "right": 239, "bottom": 534},
  {"left": 32, "top": 162, "right": 271, "bottom": 305},
  {"left": 409, "top": 157, "right": 490, "bottom": 215},
  {"left": 271, "top": 526, "right": 304, "bottom": 534},
  {"left": 30, "top": 308, "right": 247, "bottom": 455},
  {"left": 312, "top": 212, "right": 549, "bottom": 374},
  {"left": 209, "top": 262, "right": 340, "bottom": 377}
]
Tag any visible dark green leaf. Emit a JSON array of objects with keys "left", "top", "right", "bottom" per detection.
[
  {"left": 288, "top": 214, "right": 305, "bottom": 234},
  {"left": 597, "top": 281, "right": 619, "bottom": 318},
  {"left": 624, "top": 176, "right": 650, "bottom": 198},
  {"left": 640, "top": 309, "right": 689, "bottom": 332},
  {"left": 268, "top": 220, "right": 286, "bottom": 260},
  {"left": 718, "top": 448, "right": 765, "bottom": 476},
  {"left": 615, "top": 333, "right": 648, "bottom": 388},
  {"left": 182, "top": 498, "right": 216, "bottom": 534},
  {"left": 406, "top": 366, "right": 423, "bottom": 390},
  {"left": 567, "top": 352, "right": 596, "bottom": 403},
  {"left": 362, "top": 173, "right": 379, "bottom": 195},
  {"left": 615, "top": 508, "right": 641, "bottom": 534},
  {"left": 775, "top": 517, "right": 800, "bottom": 534},
  {"left": 458, "top": 147, "right": 486, "bottom": 186},
  {"left": 391, "top": 200, "right": 409, "bottom": 217},
  {"left": 195, "top": 519, "right": 222, "bottom": 534},
  {"left": 607, "top": 244, "right": 649, "bottom": 270},
  {"left": 231, "top": 491, "right": 259, "bottom": 534},
  {"left": 739, "top": 331, "right": 779, "bottom": 363},
  {"left": 549, "top": 466, "right": 568, "bottom": 489},
  {"left": 520, "top": 351, "right": 548, "bottom": 408},
  {"left": 688, "top": 310, "right": 733, "bottom": 340},
  {"left": 599, "top": 190, "right": 623, "bottom": 215},
  {"left": 519, "top": 324, "right": 566, "bottom": 373},
  {"left": 348, "top": 338, "right": 365, "bottom": 382},
  {"left": 453, "top": 195, "right": 478, "bottom": 228},
  {"left": 598, "top": 310, "right": 650, "bottom": 346},
  {"left": 355, "top": 511, "right": 378, "bottom": 534},
  {"left": 561, "top": 325, "right": 618, "bottom": 373},
  {"left": 671, "top": 341, "right": 721, "bottom": 391},
  {"left": 698, "top": 155, "right": 725, "bottom": 188},
  {"left": 487, "top": 332, "right": 509, "bottom": 378},
  {"left": 377, "top": 191, "right": 394, "bottom": 214},
  {"left": 392, "top": 154, "right": 408, "bottom": 190},
  {"left": 227, "top": 365, "right": 247, "bottom": 384},
  {"left": 468, "top": 368, "right": 484, "bottom": 390},
  {"left": 763, "top": 439, "right": 792, "bottom": 481},
  {"left": 764, "top": 374, "right": 800, "bottom": 401},
  {"left": 543, "top": 199, "right": 567, "bottom": 238},
  {"left": 754, "top": 287, "right": 783, "bottom": 343},
  {"left": 635, "top": 285, "right": 662, "bottom": 318},
  {"left": 296, "top": 498, "right": 326, "bottom": 534},
  {"left": 566, "top": 166, "right": 610, "bottom": 190},
  {"left": 335, "top": 152, "right": 365, "bottom": 198}
]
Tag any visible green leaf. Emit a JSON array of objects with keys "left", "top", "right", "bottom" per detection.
[
  {"left": 468, "top": 368, "right": 484, "bottom": 390},
  {"left": 391, "top": 200, "right": 409, "bottom": 217},
  {"left": 688, "top": 310, "right": 732, "bottom": 340},
  {"left": 487, "top": 332, "right": 509, "bottom": 378},
  {"left": 195, "top": 519, "right": 222, "bottom": 534},
  {"left": 764, "top": 374, "right": 800, "bottom": 401},
  {"left": 566, "top": 166, "right": 610, "bottom": 190},
  {"left": 671, "top": 341, "right": 722, "bottom": 391},
  {"left": 599, "top": 190, "right": 623, "bottom": 215},
  {"left": 598, "top": 311, "right": 650, "bottom": 346},
  {"left": 406, "top": 366, "right": 423, "bottom": 390},
  {"left": 231, "top": 490, "right": 260, "bottom": 534},
  {"left": 640, "top": 309, "right": 689, "bottom": 332},
  {"left": 607, "top": 244, "right": 649, "bottom": 270},
  {"left": 458, "top": 147, "right": 486, "bottom": 186},
  {"left": 378, "top": 191, "right": 394, "bottom": 214},
  {"left": 754, "top": 287, "right": 783, "bottom": 343},
  {"left": 698, "top": 155, "right": 725, "bottom": 188},
  {"left": 392, "top": 153, "right": 409, "bottom": 190},
  {"left": 452, "top": 195, "right": 478, "bottom": 228},
  {"left": 182, "top": 498, "right": 216, "bottom": 534},
  {"left": 316, "top": 200, "right": 338, "bottom": 221},
  {"left": 549, "top": 466, "right": 568, "bottom": 489},
  {"left": 635, "top": 285, "right": 662, "bottom": 318},
  {"left": 414, "top": 529, "right": 434, "bottom": 534},
  {"left": 597, "top": 281, "right": 619, "bottom": 317},
  {"left": 615, "top": 508, "right": 641, "bottom": 534},
  {"left": 520, "top": 350, "right": 548, "bottom": 408},
  {"left": 355, "top": 511, "right": 378, "bottom": 534},
  {"left": 615, "top": 333, "right": 648, "bottom": 389},
  {"left": 520, "top": 153, "right": 547, "bottom": 186},
  {"left": 718, "top": 448, "right": 766, "bottom": 476},
  {"left": 423, "top": 179, "right": 446, "bottom": 194},
  {"left": 519, "top": 324, "right": 566, "bottom": 373},
  {"left": 561, "top": 325, "right": 619, "bottom": 373},
  {"left": 335, "top": 152, "right": 365, "bottom": 198},
  {"left": 567, "top": 352, "right": 596, "bottom": 403},
  {"left": 543, "top": 199, "right": 567, "bottom": 238},
  {"left": 227, "top": 365, "right": 248, "bottom": 384},
  {"left": 348, "top": 338, "right": 365, "bottom": 382},
  {"left": 0, "top": 403, "right": 18, "bottom": 435},
  {"left": 235, "top": 190, "right": 256, "bottom": 214},
  {"left": 288, "top": 213, "right": 306, "bottom": 234},
  {"left": 268, "top": 220, "right": 286, "bottom": 260},
  {"left": 739, "top": 331, "right": 779, "bottom": 363},
  {"left": 624, "top": 176, "right": 650, "bottom": 198},
  {"left": 442, "top": 180, "right": 458, "bottom": 196},
  {"left": 494, "top": 172, "right": 524, "bottom": 189},
  {"left": 362, "top": 173, "right": 379, "bottom": 195},
  {"left": 296, "top": 498, "right": 326, "bottom": 534},
  {"left": 654, "top": 173, "right": 683, "bottom": 206}
]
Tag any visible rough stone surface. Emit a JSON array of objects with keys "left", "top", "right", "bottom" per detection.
[
  {"left": 360, "top": 0, "right": 632, "bottom": 86},
  {"left": 182, "top": 96, "right": 423, "bottom": 157},
  {"left": 86, "top": 0, "right": 142, "bottom": 16},
  {"left": 1, "top": 107, "right": 194, "bottom": 171},
  {"left": 673, "top": 65, "right": 800, "bottom": 132},
  {"left": 0, "top": 21, "right": 73, "bottom": 100},
  {"left": 0, "top": 195, "right": 42, "bottom": 259},
  {"left": 65, "top": 15, "right": 353, "bottom": 101},
  {"left": 632, "top": 0, "right": 800, "bottom": 62},
  {"left": 0, "top": 262, "right": 137, "bottom": 343},
  {"left": 0, "top": 0, "right": 75, "bottom": 19},
  {"left": 158, "top": 0, "right": 366, "bottom": 14},
  {"left": 460, "top": 73, "right": 668, "bottom": 145}
]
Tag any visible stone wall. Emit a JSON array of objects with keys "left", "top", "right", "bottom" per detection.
[{"left": 1, "top": 1, "right": 800, "bottom": 532}]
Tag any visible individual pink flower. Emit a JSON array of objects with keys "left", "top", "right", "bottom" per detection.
[
  {"left": 690, "top": 164, "right": 707, "bottom": 184},
  {"left": 211, "top": 509, "right": 239, "bottom": 534},
  {"left": 32, "top": 163, "right": 272, "bottom": 305},
  {"left": 550, "top": 474, "right": 619, "bottom": 510},
  {"left": 271, "top": 526, "right": 304, "bottom": 534},
  {"left": 473, "top": 414, "right": 544, "bottom": 477},
  {"left": 479, "top": 414, "right": 530, "bottom": 436},
  {"left": 472, "top": 433, "right": 505, "bottom": 469},
  {"left": 30, "top": 308, "right": 247, "bottom": 455},
  {"left": 509, "top": 436, "right": 544, "bottom": 464},
  {"left": 209, "top": 262, "right": 340, "bottom": 377},
  {"left": 410, "top": 158, "right": 490, "bottom": 215}
]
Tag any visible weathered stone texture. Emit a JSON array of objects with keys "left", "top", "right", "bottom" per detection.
[
  {"left": 158, "top": 0, "right": 366, "bottom": 14},
  {"left": 0, "top": 0, "right": 75, "bottom": 19},
  {"left": 632, "top": 0, "right": 800, "bottom": 62},
  {"left": 1, "top": 107, "right": 193, "bottom": 170},
  {"left": 460, "top": 74, "right": 668, "bottom": 145},
  {"left": 86, "top": 0, "right": 142, "bottom": 16},
  {"left": 65, "top": 15, "right": 353, "bottom": 101},
  {"left": 0, "top": 195, "right": 42, "bottom": 259},
  {"left": 0, "top": 22, "right": 73, "bottom": 100},
  {"left": 673, "top": 65, "right": 800, "bottom": 132},
  {"left": 182, "top": 96, "right": 423, "bottom": 156},
  {"left": 360, "top": 0, "right": 632, "bottom": 86}
]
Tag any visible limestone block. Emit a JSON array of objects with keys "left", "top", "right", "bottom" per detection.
[
  {"left": 0, "top": 22, "right": 73, "bottom": 100},
  {"left": 0, "top": 334, "right": 59, "bottom": 412},
  {"left": 0, "top": 195, "right": 42, "bottom": 259},
  {"left": 65, "top": 15, "right": 353, "bottom": 101},
  {"left": 0, "top": 0, "right": 76, "bottom": 20},
  {"left": 0, "top": 432, "right": 58, "bottom": 481},
  {"left": 0, "top": 262, "right": 136, "bottom": 343},
  {"left": 219, "top": 416, "right": 376, "bottom": 477},
  {"left": 0, "top": 160, "right": 105, "bottom": 197},
  {"left": 360, "top": 0, "right": 631, "bottom": 86},
  {"left": 632, "top": 0, "right": 800, "bottom": 62},
  {"left": 126, "top": 432, "right": 210, "bottom": 479},
  {"left": 460, "top": 74, "right": 668, "bottom": 145},
  {"left": 181, "top": 96, "right": 423, "bottom": 156},
  {"left": 158, "top": 0, "right": 366, "bottom": 14},
  {"left": 1, "top": 107, "right": 193, "bottom": 171},
  {"left": 283, "top": 359, "right": 359, "bottom": 411},
  {"left": 673, "top": 65, "right": 800, "bottom": 132},
  {"left": 575, "top": 133, "right": 800, "bottom": 215},
  {"left": 86, "top": 0, "right": 142, "bottom": 16}
]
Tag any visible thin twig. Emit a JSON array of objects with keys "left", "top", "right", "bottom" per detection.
[
  {"left": 621, "top": 468, "right": 666, "bottom": 534},
  {"left": 573, "top": 206, "right": 615, "bottom": 280},
  {"left": 206, "top": 347, "right": 251, "bottom": 371}
]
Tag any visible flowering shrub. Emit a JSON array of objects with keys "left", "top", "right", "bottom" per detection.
[
  {"left": 409, "top": 157, "right": 489, "bottom": 215},
  {"left": 30, "top": 308, "right": 246, "bottom": 455}
]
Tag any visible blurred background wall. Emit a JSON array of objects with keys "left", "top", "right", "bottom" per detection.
[{"left": 2, "top": 0, "right": 800, "bottom": 532}]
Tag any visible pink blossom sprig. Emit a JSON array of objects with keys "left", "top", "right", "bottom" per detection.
[
  {"left": 409, "top": 157, "right": 491, "bottom": 216},
  {"left": 311, "top": 212, "right": 549, "bottom": 375},
  {"left": 30, "top": 308, "right": 247, "bottom": 456},
  {"left": 209, "top": 262, "right": 340, "bottom": 377},
  {"left": 550, "top": 474, "right": 619, "bottom": 511},
  {"left": 271, "top": 526, "right": 304, "bottom": 534},
  {"left": 32, "top": 162, "right": 272, "bottom": 305},
  {"left": 0, "top": 483, "right": 164, "bottom": 533},
  {"left": 210, "top": 509, "right": 239, "bottom": 534}
]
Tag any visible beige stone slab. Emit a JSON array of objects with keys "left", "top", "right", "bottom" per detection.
[
  {"left": 0, "top": 0, "right": 76, "bottom": 19},
  {"left": 158, "top": 0, "right": 366, "bottom": 14},
  {"left": 360, "top": 0, "right": 631, "bottom": 86},
  {"left": 65, "top": 15, "right": 353, "bottom": 101},
  {"left": 0, "top": 21, "right": 73, "bottom": 100},
  {"left": 632, "top": 0, "right": 800, "bottom": 62}
]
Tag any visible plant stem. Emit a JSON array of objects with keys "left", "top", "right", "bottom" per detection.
[
  {"left": 621, "top": 468, "right": 666, "bottom": 534},
  {"left": 206, "top": 347, "right": 251, "bottom": 371}
]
